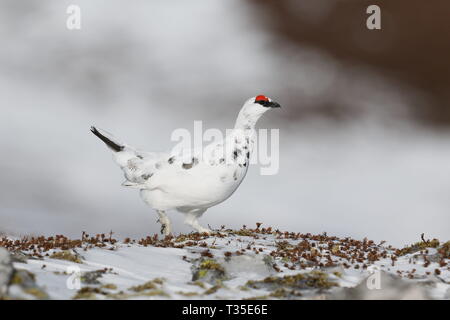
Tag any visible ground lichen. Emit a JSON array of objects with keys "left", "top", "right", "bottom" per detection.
[
  {"left": 139, "top": 289, "right": 169, "bottom": 297},
  {"left": 246, "top": 271, "right": 338, "bottom": 292},
  {"left": 192, "top": 258, "right": 226, "bottom": 284},
  {"left": 438, "top": 241, "right": 450, "bottom": 259},
  {"left": 49, "top": 250, "right": 82, "bottom": 263},
  {"left": 176, "top": 291, "right": 199, "bottom": 297},
  {"left": 397, "top": 239, "right": 440, "bottom": 256},
  {"left": 232, "top": 229, "right": 255, "bottom": 237},
  {"left": 204, "top": 283, "right": 224, "bottom": 295},
  {"left": 81, "top": 270, "right": 106, "bottom": 284},
  {"left": 189, "top": 281, "right": 206, "bottom": 289},
  {"left": 24, "top": 288, "right": 48, "bottom": 299},
  {"left": 73, "top": 287, "right": 105, "bottom": 300},
  {"left": 199, "top": 259, "right": 224, "bottom": 272},
  {"left": 9, "top": 270, "right": 36, "bottom": 285},
  {"left": 101, "top": 283, "right": 118, "bottom": 290},
  {"left": 244, "top": 295, "right": 269, "bottom": 300},
  {"left": 129, "top": 281, "right": 157, "bottom": 292}
]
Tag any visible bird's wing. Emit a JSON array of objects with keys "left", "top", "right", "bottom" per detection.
[
  {"left": 119, "top": 137, "right": 234, "bottom": 190},
  {"left": 115, "top": 150, "right": 169, "bottom": 187},
  {"left": 120, "top": 148, "right": 205, "bottom": 190}
]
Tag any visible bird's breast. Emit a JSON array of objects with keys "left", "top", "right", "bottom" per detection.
[{"left": 141, "top": 163, "right": 248, "bottom": 209}]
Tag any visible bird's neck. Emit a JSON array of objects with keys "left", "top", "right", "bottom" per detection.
[
  {"left": 230, "top": 110, "right": 260, "bottom": 158},
  {"left": 234, "top": 109, "right": 262, "bottom": 130},
  {"left": 218, "top": 130, "right": 251, "bottom": 167},
  {"left": 204, "top": 109, "right": 260, "bottom": 165}
]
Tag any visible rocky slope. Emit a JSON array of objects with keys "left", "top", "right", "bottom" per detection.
[{"left": 0, "top": 226, "right": 449, "bottom": 300}]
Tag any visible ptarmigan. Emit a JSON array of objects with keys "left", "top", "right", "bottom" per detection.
[{"left": 91, "top": 95, "right": 280, "bottom": 235}]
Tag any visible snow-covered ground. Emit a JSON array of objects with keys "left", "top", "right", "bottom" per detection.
[{"left": 1, "top": 227, "right": 448, "bottom": 300}]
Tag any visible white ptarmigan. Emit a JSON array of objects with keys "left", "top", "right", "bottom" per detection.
[{"left": 91, "top": 95, "right": 280, "bottom": 235}]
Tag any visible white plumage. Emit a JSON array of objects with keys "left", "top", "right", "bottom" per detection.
[{"left": 91, "top": 95, "right": 280, "bottom": 235}]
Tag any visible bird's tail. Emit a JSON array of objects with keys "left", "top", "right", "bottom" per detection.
[{"left": 90, "top": 126, "right": 124, "bottom": 152}]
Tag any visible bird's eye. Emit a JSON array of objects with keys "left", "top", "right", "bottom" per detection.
[{"left": 255, "top": 95, "right": 269, "bottom": 102}]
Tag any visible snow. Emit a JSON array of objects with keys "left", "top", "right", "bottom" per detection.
[
  {"left": 16, "top": 246, "right": 193, "bottom": 299},
  {"left": 3, "top": 229, "right": 449, "bottom": 300}
]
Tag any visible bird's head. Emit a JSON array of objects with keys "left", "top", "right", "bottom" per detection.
[
  {"left": 235, "top": 95, "right": 281, "bottom": 129},
  {"left": 244, "top": 95, "right": 281, "bottom": 114}
]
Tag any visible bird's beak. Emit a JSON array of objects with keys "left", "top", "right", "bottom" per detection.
[{"left": 268, "top": 101, "right": 281, "bottom": 109}]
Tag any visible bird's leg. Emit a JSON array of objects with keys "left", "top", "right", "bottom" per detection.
[
  {"left": 184, "top": 209, "right": 211, "bottom": 235},
  {"left": 156, "top": 210, "right": 172, "bottom": 236}
]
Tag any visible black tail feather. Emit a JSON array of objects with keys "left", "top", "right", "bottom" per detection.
[{"left": 90, "top": 126, "right": 124, "bottom": 152}]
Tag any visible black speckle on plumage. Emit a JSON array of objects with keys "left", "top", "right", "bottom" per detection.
[
  {"left": 142, "top": 173, "right": 153, "bottom": 180},
  {"left": 233, "top": 149, "right": 242, "bottom": 160},
  {"left": 182, "top": 163, "right": 192, "bottom": 169},
  {"left": 182, "top": 157, "right": 198, "bottom": 170}
]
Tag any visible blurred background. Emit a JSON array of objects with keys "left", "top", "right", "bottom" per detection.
[{"left": 1, "top": 0, "right": 449, "bottom": 246}]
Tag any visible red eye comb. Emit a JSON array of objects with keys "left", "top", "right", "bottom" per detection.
[{"left": 255, "top": 95, "right": 269, "bottom": 102}]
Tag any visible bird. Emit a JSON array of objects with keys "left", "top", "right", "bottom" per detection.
[{"left": 90, "top": 95, "right": 280, "bottom": 236}]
